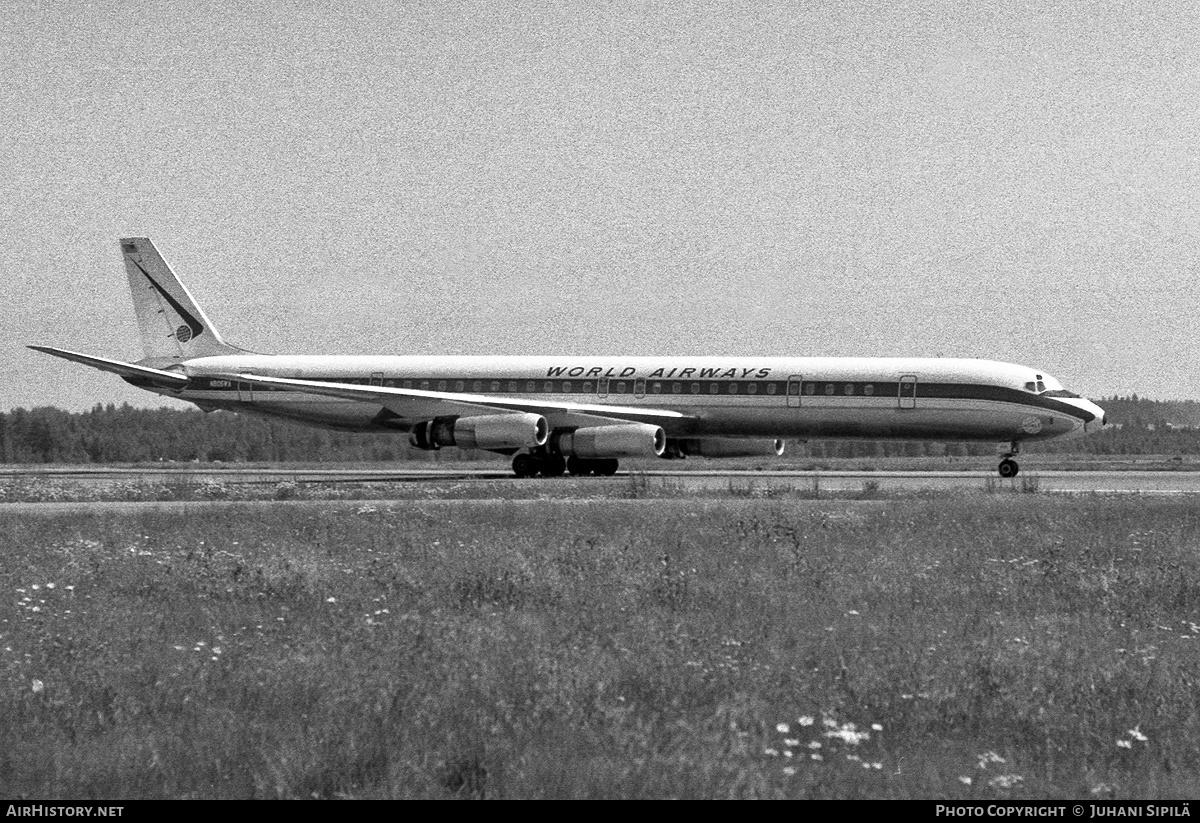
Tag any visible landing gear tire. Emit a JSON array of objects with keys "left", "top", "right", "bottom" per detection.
[
  {"left": 998, "top": 459, "right": 1019, "bottom": 478},
  {"left": 540, "top": 454, "right": 567, "bottom": 477},
  {"left": 598, "top": 458, "right": 619, "bottom": 476},
  {"left": 567, "top": 456, "right": 591, "bottom": 476},
  {"left": 512, "top": 453, "right": 539, "bottom": 478}
]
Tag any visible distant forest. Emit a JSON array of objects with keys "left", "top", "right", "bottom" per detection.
[{"left": 1, "top": 396, "right": 1198, "bottom": 464}]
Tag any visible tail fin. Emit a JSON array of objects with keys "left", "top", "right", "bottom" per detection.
[{"left": 120, "top": 237, "right": 243, "bottom": 361}]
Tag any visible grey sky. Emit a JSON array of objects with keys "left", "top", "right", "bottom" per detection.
[{"left": 4, "top": 0, "right": 1198, "bottom": 411}]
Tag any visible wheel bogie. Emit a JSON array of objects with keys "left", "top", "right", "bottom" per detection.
[
  {"left": 540, "top": 454, "right": 567, "bottom": 477},
  {"left": 998, "top": 458, "right": 1019, "bottom": 478},
  {"left": 512, "top": 453, "right": 539, "bottom": 478},
  {"left": 515, "top": 452, "right": 619, "bottom": 478}
]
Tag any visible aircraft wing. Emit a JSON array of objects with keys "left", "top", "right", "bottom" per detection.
[
  {"left": 28, "top": 346, "right": 190, "bottom": 388},
  {"left": 213, "top": 372, "right": 696, "bottom": 430}
]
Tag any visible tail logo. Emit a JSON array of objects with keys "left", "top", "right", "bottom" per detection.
[{"left": 126, "top": 255, "right": 205, "bottom": 342}]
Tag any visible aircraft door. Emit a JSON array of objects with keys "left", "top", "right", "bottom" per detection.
[
  {"left": 369, "top": 372, "right": 384, "bottom": 387},
  {"left": 598, "top": 378, "right": 609, "bottom": 399},
  {"left": 236, "top": 381, "right": 253, "bottom": 403},
  {"left": 787, "top": 375, "right": 802, "bottom": 408},
  {"left": 898, "top": 375, "right": 917, "bottom": 409}
]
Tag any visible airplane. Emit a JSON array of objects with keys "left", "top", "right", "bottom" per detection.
[{"left": 29, "top": 237, "right": 1107, "bottom": 478}]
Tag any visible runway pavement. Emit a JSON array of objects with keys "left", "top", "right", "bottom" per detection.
[{"left": 5, "top": 465, "right": 1200, "bottom": 495}]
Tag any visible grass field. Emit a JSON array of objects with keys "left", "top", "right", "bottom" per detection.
[{"left": 2, "top": 487, "right": 1199, "bottom": 798}]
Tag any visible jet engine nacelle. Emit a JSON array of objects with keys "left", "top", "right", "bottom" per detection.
[
  {"left": 553, "top": 423, "right": 666, "bottom": 458},
  {"left": 409, "top": 413, "right": 548, "bottom": 451},
  {"left": 667, "top": 437, "right": 786, "bottom": 458}
]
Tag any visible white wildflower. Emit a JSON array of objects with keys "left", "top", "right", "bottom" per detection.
[
  {"left": 989, "top": 774, "right": 1024, "bottom": 790},
  {"left": 976, "top": 751, "right": 1006, "bottom": 768}
]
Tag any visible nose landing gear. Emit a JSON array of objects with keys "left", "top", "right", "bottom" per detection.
[{"left": 998, "top": 441, "right": 1020, "bottom": 478}]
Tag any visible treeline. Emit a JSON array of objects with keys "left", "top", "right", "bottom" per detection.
[
  {"left": 0, "top": 404, "right": 481, "bottom": 464},
  {"left": 1, "top": 397, "right": 1199, "bottom": 464}
]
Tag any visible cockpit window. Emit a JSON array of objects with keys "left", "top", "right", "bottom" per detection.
[{"left": 1023, "top": 375, "right": 1080, "bottom": 398}]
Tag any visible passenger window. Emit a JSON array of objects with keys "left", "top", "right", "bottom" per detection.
[
  {"left": 563, "top": 382, "right": 572, "bottom": 393},
  {"left": 508, "top": 382, "right": 517, "bottom": 392},
  {"left": 454, "top": 381, "right": 464, "bottom": 392},
  {"left": 672, "top": 382, "right": 682, "bottom": 394},
  {"left": 766, "top": 383, "right": 776, "bottom": 395},
  {"left": 825, "top": 384, "right": 834, "bottom": 395},
  {"left": 420, "top": 381, "right": 430, "bottom": 391},
  {"left": 544, "top": 381, "right": 553, "bottom": 393},
  {"left": 845, "top": 383, "right": 854, "bottom": 395},
  {"left": 491, "top": 381, "right": 500, "bottom": 392},
  {"left": 437, "top": 381, "right": 447, "bottom": 391},
  {"left": 526, "top": 381, "right": 536, "bottom": 392},
  {"left": 728, "top": 382, "right": 738, "bottom": 394},
  {"left": 652, "top": 382, "right": 662, "bottom": 394},
  {"left": 709, "top": 383, "right": 719, "bottom": 394},
  {"left": 864, "top": 384, "right": 874, "bottom": 396},
  {"left": 403, "top": 380, "right": 413, "bottom": 389},
  {"left": 691, "top": 382, "right": 700, "bottom": 394},
  {"left": 616, "top": 381, "right": 627, "bottom": 393},
  {"left": 583, "top": 381, "right": 593, "bottom": 393},
  {"left": 748, "top": 383, "right": 758, "bottom": 395},
  {"left": 805, "top": 383, "right": 815, "bottom": 395}
]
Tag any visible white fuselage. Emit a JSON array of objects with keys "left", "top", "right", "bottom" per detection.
[{"left": 135, "top": 354, "right": 1106, "bottom": 444}]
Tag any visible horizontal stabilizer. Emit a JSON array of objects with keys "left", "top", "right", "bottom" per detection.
[
  {"left": 28, "top": 346, "right": 190, "bottom": 387},
  {"left": 213, "top": 372, "right": 693, "bottom": 426}
]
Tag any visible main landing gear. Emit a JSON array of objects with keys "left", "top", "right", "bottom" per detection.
[
  {"left": 511, "top": 450, "right": 618, "bottom": 478},
  {"left": 998, "top": 441, "right": 1020, "bottom": 478}
]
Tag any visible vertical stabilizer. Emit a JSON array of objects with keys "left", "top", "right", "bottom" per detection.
[{"left": 120, "top": 237, "right": 239, "bottom": 361}]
